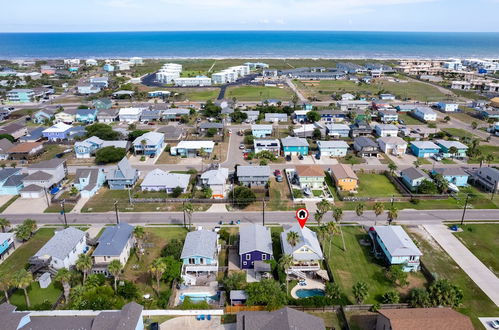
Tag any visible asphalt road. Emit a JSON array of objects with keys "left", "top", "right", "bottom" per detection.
[{"left": 4, "top": 209, "right": 498, "bottom": 226}]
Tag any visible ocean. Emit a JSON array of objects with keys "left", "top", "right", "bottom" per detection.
[{"left": 0, "top": 31, "right": 499, "bottom": 59}]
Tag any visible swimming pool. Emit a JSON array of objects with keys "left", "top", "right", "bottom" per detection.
[
  {"left": 180, "top": 292, "right": 220, "bottom": 302},
  {"left": 295, "top": 289, "right": 325, "bottom": 298}
]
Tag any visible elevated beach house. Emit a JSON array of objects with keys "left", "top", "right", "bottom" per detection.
[
  {"left": 281, "top": 136, "right": 309, "bottom": 156},
  {"left": 330, "top": 164, "right": 358, "bottom": 192},
  {"left": 410, "top": 141, "right": 440, "bottom": 158},
  {"left": 432, "top": 167, "right": 469, "bottom": 187},
  {"left": 75, "top": 108, "right": 98, "bottom": 124},
  {"left": 73, "top": 168, "right": 106, "bottom": 198},
  {"left": 316, "top": 140, "right": 349, "bottom": 157},
  {"left": 200, "top": 167, "right": 229, "bottom": 198},
  {"left": 251, "top": 124, "right": 273, "bottom": 138},
  {"left": 0, "top": 233, "right": 15, "bottom": 261},
  {"left": 239, "top": 224, "right": 273, "bottom": 270},
  {"left": 132, "top": 131, "right": 164, "bottom": 156},
  {"left": 140, "top": 169, "right": 190, "bottom": 193},
  {"left": 42, "top": 122, "right": 73, "bottom": 141},
  {"left": 435, "top": 139, "right": 468, "bottom": 159},
  {"left": 170, "top": 140, "right": 214, "bottom": 158},
  {"left": 237, "top": 165, "right": 270, "bottom": 187},
  {"left": 180, "top": 229, "right": 219, "bottom": 285},
  {"left": 106, "top": 157, "right": 138, "bottom": 190},
  {"left": 74, "top": 136, "right": 129, "bottom": 159},
  {"left": 295, "top": 165, "right": 325, "bottom": 190},
  {"left": 400, "top": 167, "right": 430, "bottom": 192}
]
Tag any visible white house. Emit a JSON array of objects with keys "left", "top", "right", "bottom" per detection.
[
  {"left": 375, "top": 124, "right": 399, "bottom": 137},
  {"left": 413, "top": 107, "right": 437, "bottom": 122},
  {"left": 173, "top": 76, "right": 212, "bottom": 87},
  {"left": 377, "top": 136, "right": 408, "bottom": 156},
  {"left": 118, "top": 107, "right": 145, "bottom": 123},
  {"left": 200, "top": 167, "right": 229, "bottom": 198},
  {"left": 140, "top": 169, "right": 190, "bottom": 193},
  {"left": 32, "top": 227, "right": 86, "bottom": 270},
  {"left": 317, "top": 140, "right": 349, "bottom": 157},
  {"left": 437, "top": 102, "right": 459, "bottom": 112},
  {"left": 341, "top": 93, "right": 355, "bottom": 101},
  {"left": 254, "top": 139, "right": 281, "bottom": 156},
  {"left": 451, "top": 81, "right": 471, "bottom": 90}
]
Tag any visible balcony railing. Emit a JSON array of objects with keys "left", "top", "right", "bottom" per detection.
[{"left": 183, "top": 264, "right": 219, "bottom": 273}]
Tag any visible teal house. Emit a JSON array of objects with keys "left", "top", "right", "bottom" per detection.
[
  {"left": 33, "top": 109, "right": 55, "bottom": 124},
  {"left": 0, "top": 233, "right": 15, "bottom": 260},
  {"left": 410, "top": 141, "right": 440, "bottom": 158},
  {"left": 281, "top": 136, "right": 309, "bottom": 156},
  {"left": 435, "top": 140, "right": 468, "bottom": 158},
  {"left": 180, "top": 229, "right": 219, "bottom": 286},
  {"left": 7, "top": 89, "right": 35, "bottom": 103},
  {"left": 0, "top": 168, "right": 25, "bottom": 195},
  {"left": 75, "top": 109, "right": 98, "bottom": 124},
  {"left": 432, "top": 168, "right": 469, "bottom": 187},
  {"left": 92, "top": 98, "right": 113, "bottom": 111},
  {"left": 74, "top": 168, "right": 106, "bottom": 198}
]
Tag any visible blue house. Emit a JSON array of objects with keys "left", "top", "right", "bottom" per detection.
[
  {"left": 281, "top": 136, "right": 309, "bottom": 156},
  {"left": 239, "top": 224, "right": 273, "bottom": 270},
  {"left": 74, "top": 136, "right": 129, "bottom": 159},
  {"left": 400, "top": 167, "right": 430, "bottom": 192},
  {"left": 410, "top": 141, "right": 440, "bottom": 158},
  {"left": 369, "top": 226, "right": 422, "bottom": 272},
  {"left": 103, "top": 64, "right": 115, "bottom": 72},
  {"left": 435, "top": 140, "right": 468, "bottom": 158},
  {"left": 432, "top": 168, "right": 469, "bottom": 187},
  {"left": 251, "top": 124, "right": 272, "bottom": 138},
  {"left": 319, "top": 110, "right": 346, "bottom": 123},
  {"left": 180, "top": 229, "right": 219, "bottom": 286},
  {"left": 33, "top": 109, "right": 55, "bottom": 124},
  {"left": 0, "top": 168, "right": 25, "bottom": 195},
  {"left": 293, "top": 110, "right": 309, "bottom": 122},
  {"left": 73, "top": 168, "right": 106, "bottom": 198},
  {"left": 0, "top": 233, "right": 15, "bottom": 260},
  {"left": 92, "top": 98, "right": 113, "bottom": 111},
  {"left": 133, "top": 131, "right": 164, "bottom": 156},
  {"left": 42, "top": 122, "right": 73, "bottom": 141},
  {"left": 326, "top": 123, "right": 350, "bottom": 138},
  {"left": 75, "top": 108, "right": 98, "bottom": 124},
  {"left": 107, "top": 158, "right": 138, "bottom": 190}
]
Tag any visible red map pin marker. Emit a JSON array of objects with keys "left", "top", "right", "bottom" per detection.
[{"left": 295, "top": 208, "right": 309, "bottom": 228}]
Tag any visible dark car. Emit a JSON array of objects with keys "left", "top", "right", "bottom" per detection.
[
  {"left": 315, "top": 153, "right": 321, "bottom": 160},
  {"left": 149, "top": 153, "right": 156, "bottom": 158},
  {"left": 298, "top": 154, "right": 304, "bottom": 160},
  {"left": 285, "top": 155, "right": 291, "bottom": 161},
  {"left": 150, "top": 322, "right": 159, "bottom": 330}
]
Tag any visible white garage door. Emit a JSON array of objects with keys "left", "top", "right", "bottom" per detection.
[{"left": 21, "top": 191, "right": 43, "bottom": 199}]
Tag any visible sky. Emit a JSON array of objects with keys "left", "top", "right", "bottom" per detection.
[{"left": 1, "top": 0, "right": 499, "bottom": 33}]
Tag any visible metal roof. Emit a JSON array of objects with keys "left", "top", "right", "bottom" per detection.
[
  {"left": 237, "top": 165, "right": 270, "bottom": 177},
  {"left": 93, "top": 223, "right": 134, "bottom": 257},
  {"left": 180, "top": 229, "right": 218, "bottom": 259},
  {"left": 239, "top": 224, "right": 272, "bottom": 255},
  {"left": 34, "top": 227, "right": 86, "bottom": 261},
  {"left": 373, "top": 225, "right": 422, "bottom": 256}
]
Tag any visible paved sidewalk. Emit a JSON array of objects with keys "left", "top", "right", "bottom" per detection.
[
  {"left": 423, "top": 224, "right": 499, "bottom": 307},
  {"left": 206, "top": 203, "right": 228, "bottom": 213},
  {"left": 71, "top": 197, "right": 89, "bottom": 213}
]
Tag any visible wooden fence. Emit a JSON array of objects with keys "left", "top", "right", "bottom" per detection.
[{"left": 225, "top": 305, "right": 266, "bottom": 314}]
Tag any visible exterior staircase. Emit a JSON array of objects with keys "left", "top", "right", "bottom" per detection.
[{"left": 289, "top": 269, "right": 307, "bottom": 279}]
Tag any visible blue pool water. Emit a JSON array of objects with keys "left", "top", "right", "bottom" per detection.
[
  {"left": 180, "top": 292, "right": 220, "bottom": 302},
  {"left": 296, "top": 289, "right": 325, "bottom": 298}
]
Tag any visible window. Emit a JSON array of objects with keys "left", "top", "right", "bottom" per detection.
[
  {"left": 189, "top": 258, "right": 195, "bottom": 264},
  {"left": 243, "top": 261, "right": 247, "bottom": 265},
  {"left": 246, "top": 254, "right": 251, "bottom": 260},
  {"left": 262, "top": 254, "right": 267, "bottom": 260}
]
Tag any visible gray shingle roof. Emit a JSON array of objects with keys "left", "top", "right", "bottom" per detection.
[
  {"left": 0, "top": 139, "right": 13, "bottom": 153},
  {"left": 411, "top": 141, "right": 439, "bottom": 149},
  {"left": 0, "top": 168, "right": 20, "bottom": 182},
  {"left": 401, "top": 167, "right": 429, "bottom": 180},
  {"left": 281, "top": 224, "right": 323, "bottom": 260},
  {"left": 199, "top": 122, "right": 224, "bottom": 129},
  {"left": 4, "top": 174, "right": 27, "bottom": 187},
  {"left": 180, "top": 229, "right": 217, "bottom": 259},
  {"left": 373, "top": 226, "right": 422, "bottom": 256},
  {"left": 0, "top": 303, "right": 29, "bottom": 330},
  {"left": 34, "top": 227, "right": 86, "bottom": 260},
  {"left": 236, "top": 307, "right": 325, "bottom": 330},
  {"left": 28, "top": 158, "right": 65, "bottom": 170},
  {"left": 107, "top": 158, "right": 137, "bottom": 181},
  {"left": 433, "top": 167, "right": 469, "bottom": 177},
  {"left": 239, "top": 224, "right": 272, "bottom": 255},
  {"left": 354, "top": 136, "right": 377, "bottom": 148},
  {"left": 141, "top": 169, "right": 190, "bottom": 190},
  {"left": 237, "top": 166, "right": 271, "bottom": 177},
  {"left": 23, "top": 170, "right": 52, "bottom": 181},
  {"left": 93, "top": 222, "right": 134, "bottom": 257},
  {"left": 281, "top": 136, "right": 309, "bottom": 147},
  {"left": 91, "top": 302, "right": 143, "bottom": 330}
]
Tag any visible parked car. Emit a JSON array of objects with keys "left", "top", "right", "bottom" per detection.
[
  {"left": 149, "top": 153, "right": 156, "bottom": 158},
  {"left": 432, "top": 153, "right": 443, "bottom": 161},
  {"left": 274, "top": 169, "right": 281, "bottom": 176},
  {"left": 490, "top": 320, "right": 499, "bottom": 329},
  {"left": 398, "top": 119, "right": 405, "bottom": 125},
  {"left": 298, "top": 154, "right": 304, "bottom": 160},
  {"left": 148, "top": 122, "right": 155, "bottom": 125},
  {"left": 239, "top": 144, "right": 245, "bottom": 150},
  {"left": 286, "top": 155, "right": 291, "bottom": 161}
]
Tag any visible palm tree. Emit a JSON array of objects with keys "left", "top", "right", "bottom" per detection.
[
  {"left": 75, "top": 254, "right": 92, "bottom": 283},
  {"left": 388, "top": 163, "right": 398, "bottom": 175},
  {"left": 373, "top": 202, "right": 384, "bottom": 225},
  {"left": 326, "top": 221, "right": 340, "bottom": 255},
  {"left": 355, "top": 203, "right": 365, "bottom": 218},
  {"left": 286, "top": 231, "right": 300, "bottom": 247},
  {"left": 332, "top": 207, "right": 346, "bottom": 251},
  {"left": 477, "top": 155, "right": 485, "bottom": 168},
  {"left": 13, "top": 269, "right": 32, "bottom": 308},
  {"left": 278, "top": 254, "right": 294, "bottom": 294},
  {"left": 23, "top": 219, "right": 37, "bottom": 238},
  {"left": 149, "top": 258, "right": 167, "bottom": 294},
  {"left": 387, "top": 206, "right": 399, "bottom": 225},
  {"left": 352, "top": 281, "right": 369, "bottom": 304},
  {"left": 182, "top": 202, "right": 194, "bottom": 229},
  {"left": 0, "top": 218, "right": 10, "bottom": 233},
  {"left": 133, "top": 226, "right": 145, "bottom": 260},
  {"left": 0, "top": 273, "right": 11, "bottom": 303},
  {"left": 108, "top": 260, "right": 123, "bottom": 292},
  {"left": 55, "top": 268, "right": 72, "bottom": 302},
  {"left": 140, "top": 139, "right": 147, "bottom": 155},
  {"left": 448, "top": 146, "right": 458, "bottom": 159},
  {"left": 314, "top": 199, "right": 331, "bottom": 226},
  {"left": 486, "top": 154, "right": 494, "bottom": 166},
  {"left": 413, "top": 159, "right": 422, "bottom": 168}
]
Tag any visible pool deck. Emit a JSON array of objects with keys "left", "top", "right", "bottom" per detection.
[
  {"left": 290, "top": 278, "right": 325, "bottom": 299},
  {"left": 175, "top": 281, "right": 218, "bottom": 306}
]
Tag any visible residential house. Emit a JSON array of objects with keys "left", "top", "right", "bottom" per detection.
[
  {"left": 92, "top": 98, "right": 113, "bottom": 111},
  {"left": 77, "top": 84, "right": 101, "bottom": 95},
  {"left": 264, "top": 113, "right": 288, "bottom": 123},
  {"left": 341, "top": 93, "right": 355, "bottom": 101},
  {"left": 338, "top": 100, "right": 370, "bottom": 111},
  {"left": 157, "top": 125, "right": 184, "bottom": 141},
  {"left": 368, "top": 226, "right": 422, "bottom": 272},
  {"left": 354, "top": 137, "right": 379, "bottom": 157},
  {"left": 281, "top": 136, "right": 309, "bottom": 156},
  {"left": 106, "top": 158, "right": 138, "bottom": 190},
  {"left": 0, "top": 139, "right": 13, "bottom": 160},
  {"left": 236, "top": 307, "right": 325, "bottom": 330},
  {"left": 396, "top": 104, "right": 418, "bottom": 112},
  {"left": 432, "top": 168, "right": 469, "bottom": 187},
  {"left": 74, "top": 136, "right": 129, "bottom": 159},
  {"left": 54, "top": 110, "right": 76, "bottom": 124},
  {"left": 293, "top": 122, "right": 326, "bottom": 138},
  {"left": 0, "top": 168, "right": 25, "bottom": 195},
  {"left": 31, "top": 227, "right": 87, "bottom": 270},
  {"left": 435, "top": 140, "right": 468, "bottom": 158},
  {"left": 6, "top": 89, "right": 34, "bottom": 103},
  {"left": 317, "top": 140, "right": 349, "bottom": 157},
  {"left": 42, "top": 122, "right": 73, "bottom": 141},
  {"left": 171, "top": 140, "right": 214, "bottom": 157},
  {"left": 141, "top": 169, "right": 190, "bottom": 193},
  {"left": 198, "top": 122, "right": 224, "bottom": 135},
  {"left": 19, "top": 127, "right": 45, "bottom": 142},
  {"left": 375, "top": 307, "right": 473, "bottom": 330},
  {"left": 413, "top": 106, "right": 437, "bottom": 122},
  {"left": 73, "top": 168, "right": 106, "bottom": 198},
  {"left": 103, "top": 63, "right": 114, "bottom": 72},
  {"left": 118, "top": 107, "right": 144, "bottom": 123},
  {"left": 242, "top": 110, "right": 259, "bottom": 122},
  {"left": 0, "top": 233, "right": 15, "bottom": 260},
  {"left": 325, "top": 123, "right": 350, "bottom": 138},
  {"left": 350, "top": 120, "right": 373, "bottom": 138},
  {"left": 237, "top": 166, "right": 270, "bottom": 187},
  {"left": 0, "top": 123, "right": 27, "bottom": 140},
  {"left": 280, "top": 224, "right": 324, "bottom": 276},
  {"left": 90, "top": 76, "right": 109, "bottom": 88},
  {"left": 92, "top": 222, "right": 135, "bottom": 276},
  {"left": 251, "top": 124, "right": 273, "bottom": 138},
  {"left": 7, "top": 142, "right": 44, "bottom": 160},
  {"left": 200, "top": 167, "right": 229, "bottom": 198},
  {"left": 293, "top": 110, "right": 309, "bottom": 122},
  {"left": 410, "top": 141, "right": 440, "bottom": 158},
  {"left": 479, "top": 109, "right": 499, "bottom": 120},
  {"left": 437, "top": 102, "right": 459, "bottom": 112},
  {"left": 472, "top": 167, "right": 499, "bottom": 192},
  {"left": 180, "top": 229, "right": 219, "bottom": 285},
  {"left": 295, "top": 165, "right": 325, "bottom": 189},
  {"left": 133, "top": 131, "right": 164, "bottom": 156},
  {"left": 20, "top": 158, "right": 66, "bottom": 198},
  {"left": 75, "top": 108, "right": 98, "bottom": 124},
  {"left": 380, "top": 93, "right": 396, "bottom": 100},
  {"left": 161, "top": 108, "right": 190, "bottom": 121},
  {"left": 400, "top": 167, "right": 430, "bottom": 192},
  {"left": 96, "top": 108, "right": 119, "bottom": 123},
  {"left": 254, "top": 139, "right": 281, "bottom": 156},
  {"left": 330, "top": 164, "right": 358, "bottom": 192},
  {"left": 374, "top": 124, "right": 398, "bottom": 137},
  {"left": 230, "top": 291, "right": 248, "bottom": 306},
  {"left": 319, "top": 109, "right": 346, "bottom": 123},
  {"left": 379, "top": 111, "right": 399, "bottom": 123},
  {"left": 33, "top": 109, "right": 55, "bottom": 124},
  {"left": 239, "top": 224, "right": 273, "bottom": 270},
  {"left": 377, "top": 136, "right": 407, "bottom": 156},
  {"left": 139, "top": 110, "right": 161, "bottom": 122}
]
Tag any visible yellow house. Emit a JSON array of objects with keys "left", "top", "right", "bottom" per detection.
[
  {"left": 54, "top": 111, "right": 76, "bottom": 124},
  {"left": 491, "top": 97, "right": 499, "bottom": 108},
  {"left": 330, "top": 164, "right": 358, "bottom": 191}
]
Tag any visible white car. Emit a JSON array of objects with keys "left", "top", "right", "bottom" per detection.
[{"left": 490, "top": 320, "right": 499, "bottom": 329}]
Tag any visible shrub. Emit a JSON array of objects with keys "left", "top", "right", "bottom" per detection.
[
  {"left": 140, "top": 156, "right": 146, "bottom": 161},
  {"left": 117, "top": 281, "right": 139, "bottom": 299},
  {"left": 292, "top": 189, "right": 303, "bottom": 198},
  {"left": 95, "top": 146, "right": 126, "bottom": 164}
]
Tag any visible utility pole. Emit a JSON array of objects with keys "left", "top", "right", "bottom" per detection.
[
  {"left": 460, "top": 193, "right": 469, "bottom": 226},
  {"left": 43, "top": 187, "right": 50, "bottom": 207},
  {"left": 262, "top": 200, "right": 265, "bottom": 226},
  {"left": 114, "top": 201, "right": 120, "bottom": 224},
  {"left": 60, "top": 199, "right": 68, "bottom": 228},
  {"left": 182, "top": 201, "right": 186, "bottom": 228}
]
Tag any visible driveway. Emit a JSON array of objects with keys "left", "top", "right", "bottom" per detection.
[
  {"left": 423, "top": 224, "right": 499, "bottom": 307},
  {"left": 313, "top": 157, "right": 339, "bottom": 166},
  {"left": 0, "top": 195, "right": 15, "bottom": 210},
  {"left": 160, "top": 316, "right": 226, "bottom": 330},
  {"left": 5, "top": 197, "right": 49, "bottom": 214},
  {"left": 365, "top": 157, "right": 381, "bottom": 165}
]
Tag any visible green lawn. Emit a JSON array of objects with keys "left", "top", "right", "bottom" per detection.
[
  {"left": 225, "top": 86, "right": 295, "bottom": 101},
  {"left": 170, "top": 88, "right": 220, "bottom": 101},
  {"left": 442, "top": 128, "right": 477, "bottom": 139},
  {"left": 408, "top": 228, "right": 499, "bottom": 328},
  {"left": 0, "top": 228, "right": 55, "bottom": 274},
  {"left": 416, "top": 157, "right": 432, "bottom": 165},
  {"left": 10, "top": 282, "right": 62, "bottom": 310},
  {"left": 453, "top": 224, "right": 499, "bottom": 277},
  {"left": 397, "top": 113, "right": 425, "bottom": 125},
  {"left": 36, "top": 145, "right": 72, "bottom": 162},
  {"left": 356, "top": 173, "right": 401, "bottom": 197},
  {"left": 339, "top": 155, "right": 365, "bottom": 165},
  {"left": 440, "top": 158, "right": 456, "bottom": 164},
  {"left": 44, "top": 202, "right": 76, "bottom": 213},
  {"left": 378, "top": 80, "right": 448, "bottom": 102},
  {"left": 324, "top": 226, "right": 427, "bottom": 304},
  {"left": 468, "top": 145, "right": 499, "bottom": 164}
]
